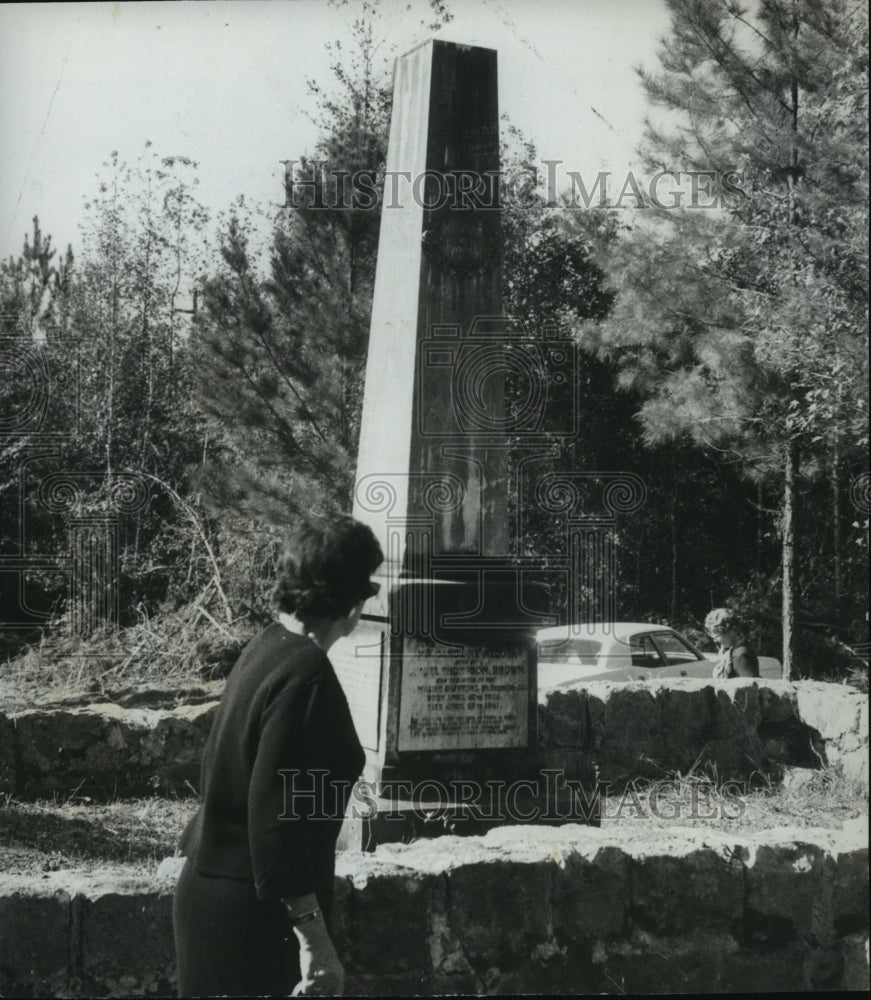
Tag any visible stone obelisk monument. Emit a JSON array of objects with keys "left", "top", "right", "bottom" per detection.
[{"left": 331, "top": 40, "right": 548, "bottom": 845}]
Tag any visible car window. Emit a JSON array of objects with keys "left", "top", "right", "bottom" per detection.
[
  {"left": 539, "top": 638, "right": 602, "bottom": 664},
  {"left": 650, "top": 631, "right": 704, "bottom": 665},
  {"left": 629, "top": 634, "right": 664, "bottom": 668}
]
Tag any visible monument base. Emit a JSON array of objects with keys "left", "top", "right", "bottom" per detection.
[
  {"left": 330, "top": 574, "right": 560, "bottom": 851},
  {"left": 336, "top": 782, "right": 602, "bottom": 852}
]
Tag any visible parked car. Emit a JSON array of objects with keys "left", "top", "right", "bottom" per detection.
[{"left": 537, "top": 621, "right": 782, "bottom": 688}]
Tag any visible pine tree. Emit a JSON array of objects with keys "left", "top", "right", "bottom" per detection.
[
  {"left": 581, "top": 0, "right": 869, "bottom": 676},
  {"left": 0, "top": 217, "right": 72, "bottom": 340},
  {"left": 7, "top": 147, "right": 212, "bottom": 625},
  {"left": 192, "top": 0, "right": 452, "bottom": 527},
  {"left": 0, "top": 220, "right": 75, "bottom": 646}
]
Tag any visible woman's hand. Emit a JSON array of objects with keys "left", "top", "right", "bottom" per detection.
[{"left": 292, "top": 917, "right": 345, "bottom": 996}]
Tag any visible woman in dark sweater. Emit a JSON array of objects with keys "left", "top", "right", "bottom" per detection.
[{"left": 173, "top": 517, "right": 382, "bottom": 997}]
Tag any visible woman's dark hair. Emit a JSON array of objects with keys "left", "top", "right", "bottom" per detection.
[{"left": 273, "top": 516, "right": 383, "bottom": 627}]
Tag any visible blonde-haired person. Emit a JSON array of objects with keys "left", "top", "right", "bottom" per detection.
[{"left": 704, "top": 608, "right": 760, "bottom": 679}]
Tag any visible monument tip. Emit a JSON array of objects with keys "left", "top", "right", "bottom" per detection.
[{"left": 397, "top": 36, "right": 497, "bottom": 59}]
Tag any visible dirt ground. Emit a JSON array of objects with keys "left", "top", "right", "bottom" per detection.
[{"left": 2, "top": 769, "right": 865, "bottom": 881}]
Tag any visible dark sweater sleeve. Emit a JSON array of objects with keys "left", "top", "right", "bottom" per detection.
[
  {"left": 247, "top": 671, "right": 322, "bottom": 901},
  {"left": 731, "top": 645, "right": 760, "bottom": 677}
]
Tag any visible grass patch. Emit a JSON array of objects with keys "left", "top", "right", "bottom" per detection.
[
  {"left": 600, "top": 763, "right": 867, "bottom": 832},
  {"left": 0, "top": 795, "right": 200, "bottom": 877},
  {"left": 1, "top": 607, "right": 254, "bottom": 710}
]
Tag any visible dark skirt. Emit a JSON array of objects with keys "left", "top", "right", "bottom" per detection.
[{"left": 173, "top": 858, "right": 301, "bottom": 997}]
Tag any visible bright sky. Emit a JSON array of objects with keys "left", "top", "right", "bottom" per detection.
[{"left": 0, "top": 0, "right": 672, "bottom": 262}]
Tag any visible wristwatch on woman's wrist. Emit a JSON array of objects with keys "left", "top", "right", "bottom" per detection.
[{"left": 289, "top": 906, "right": 323, "bottom": 926}]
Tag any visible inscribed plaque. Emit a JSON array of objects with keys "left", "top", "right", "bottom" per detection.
[{"left": 397, "top": 636, "right": 528, "bottom": 751}]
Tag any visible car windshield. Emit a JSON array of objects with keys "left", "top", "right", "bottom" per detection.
[{"left": 537, "top": 626, "right": 708, "bottom": 668}]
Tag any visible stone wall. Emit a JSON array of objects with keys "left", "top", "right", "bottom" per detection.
[
  {"left": 1, "top": 822, "right": 868, "bottom": 996},
  {"left": 2, "top": 679, "right": 866, "bottom": 800},
  {"left": 0, "top": 701, "right": 216, "bottom": 799},
  {"left": 1, "top": 679, "right": 867, "bottom": 995},
  {"left": 537, "top": 678, "right": 868, "bottom": 789}
]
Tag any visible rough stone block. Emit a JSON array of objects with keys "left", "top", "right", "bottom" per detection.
[
  {"left": 15, "top": 710, "right": 101, "bottom": 794},
  {"left": 593, "top": 746, "right": 661, "bottom": 786},
  {"left": 703, "top": 735, "right": 767, "bottom": 780},
  {"left": 743, "top": 842, "right": 826, "bottom": 946},
  {"left": 757, "top": 683, "right": 798, "bottom": 724},
  {"left": 536, "top": 679, "right": 867, "bottom": 795},
  {"left": 710, "top": 684, "right": 762, "bottom": 738},
  {"left": 76, "top": 889, "right": 176, "bottom": 996},
  {"left": 329, "top": 868, "right": 352, "bottom": 957},
  {"left": 583, "top": 691, "right": 607, "bottom": 751},
  {"left": 721, "top": 941, "right": 809, "bottom": 992},
  {"left": 657, "top": 687, "right": 714, "bottom": 764},
  {"left": 832, "top": 842, "right": 869, "bottom": 933},
  {"left": 837, "top": 747, "right": 869, "bottom": 787},
  {"left": 600, "top": 687, "right": 660, "bottom": 742},
  {"left": 840, "top": 933, "right": 871, "bottom": 991},
  {"left": 344, "top": 971, "right": 434, "bottom": 996},
  {"left": 535, "top": 748, "right": 597, "bottom": 790},
  {"left": 343, "top": 869, "right": 433, "bottom": 975},
  {"left": 148, "top": 706, "right": 215, "bottom": 793},
  {"left": 444, "top": 858, "right": 552, "bottom": 972},
  {"left": 487, "top": 952, "right": 600, "bottom": 995},
  {"left": 592, "top": 930, "right": 738, "bottom": 993},
  {"left": 630, "top": 846, "right": 745, "bottom": 937},
  {"left": 0, "top": 889, "right": 71, "bottom": 997},
  {"left": 859, "top": 698, "right": 869, "bottom": 746},
  {"left": 539, "top": 689, "right": 585, "bottom": 748},
  {"left": 795, "top": 683, "right": 864, "bottom": 743},
  {"left": 13, "top": 707, "right": 133, "bottom": 798},
  {"left": 551, "top": 844, "right": 628, "bottom": 943},
  {"left": 10, "top": 702, "right": 217, "bottom": 800},
  {"left": 592, "top": 687, "right": 666, "bottom": 783},
  {"left": 0, "top": 720, "right": 16, "bottom": 797}
]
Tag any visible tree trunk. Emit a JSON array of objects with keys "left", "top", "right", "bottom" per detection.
[
  {"left": 781, "top": 439, "right": 798, "bottom": 679},
  {"left": 635, "top": 522, "right": 644, "bottom": 609},
  {"left": 670, "top": 449, "right": 678, "bottom": 620},
  {"left": 782, "top": 10, "right": 800, "bottom": 680},
  {"left": 756, "top": 479, "right": 764, "bottom": 577},
  {"left": 831, "top": 431, "right": 841, "bottom": 627},
  {"left": 107, "top": 273, "right": 116, "bottom": 487}
]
